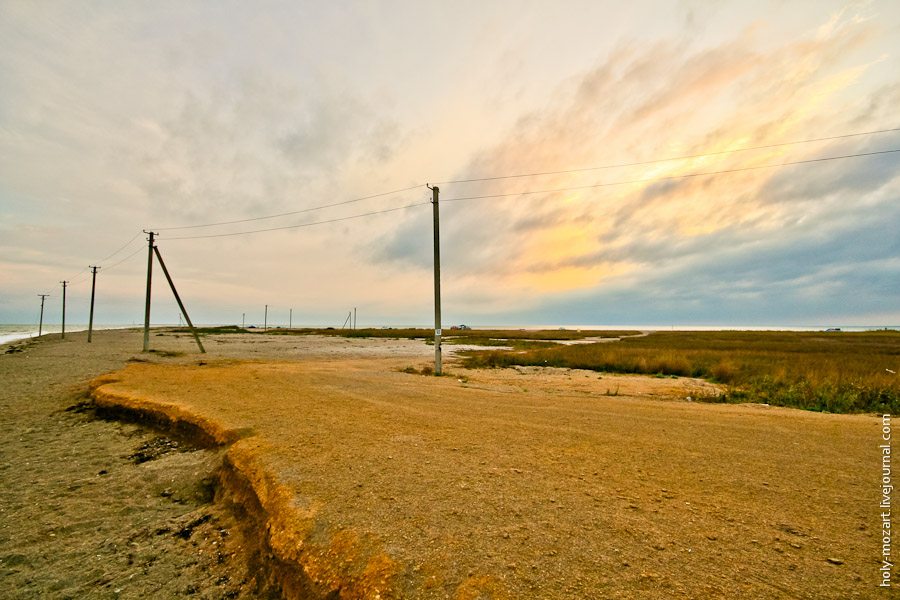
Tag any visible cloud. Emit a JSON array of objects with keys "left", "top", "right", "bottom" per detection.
[
  {"left": 371, "top": 3, "right": 900, "bottom": 326},
  {"left": 2, "top": 1, "right": 898, "bottom": 326}
]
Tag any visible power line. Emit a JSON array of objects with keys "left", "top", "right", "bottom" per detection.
[
  {"left": 162, "top": 202, "right": 430, "bottom": 240},
  {"left": 96, "top": 230, "right": 144, "bottom": 263},
  {"left": 60, "top": 230, "right": 145, "bottom": 286},
  {"left": 154, "top": 184, "right": 426, "bottom": 231},
  {"left": 434, "top": 126, "right": 900, "bottom": 185},
  {"left": 103, "top": 245, "right": 146, "bottom": 272},
  {"left": 442, "top": 149, "right": 900, "bottom": 203}
]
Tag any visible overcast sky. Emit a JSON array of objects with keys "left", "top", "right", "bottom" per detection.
[{"left": 2, "top": 0, "right": 899, "bottom": 328}]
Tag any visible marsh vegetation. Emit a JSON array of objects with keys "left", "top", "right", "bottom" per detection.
[{"left": 459, "top": 330, "right": 900, "bottom": 414}]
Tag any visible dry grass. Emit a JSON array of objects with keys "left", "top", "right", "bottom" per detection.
[{"left": 460, "top": 330, "right": 900, "bottom": 414}]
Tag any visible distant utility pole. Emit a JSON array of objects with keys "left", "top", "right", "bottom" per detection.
[
  {"left": 87, "top": 266, "right": 99, "bottom": 343},
  {"left": 60, "top": 281, "right": 68, "bottom": 339},
  {"left": 242, "top": 313, "right": 245, "bottom": 328},
  {"left": 289, "top": 308, "right": 292, "bottom": 329},
  {"left": 354, "top": 307, "right": 357, "bottom": 330},
  {"left": 38, "top": 294, "right": 49, "bottom": 337},
  {"left": 429, "top": 184, "right": 442, "bottom": 375},
  {"left": 142, "top": 231, "right": 156, "bottom": 352},
  {"left": 264, "top": 305, "right": 268, "bottom": 332}
]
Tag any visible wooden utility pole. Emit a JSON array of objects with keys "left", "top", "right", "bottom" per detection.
[
  {"left": 38, "top": 294, "right": 49, "bottom": 337},
  {"left": 289, "top": 308, "right": 292, "bottom": 329},
  {"left": 264, "top": 305, "right": 268, "bottom": 331},
  {"left": 142, "top": 231, "right": 155, "bottom": 352},
  {"left": 60, "top": 281, "right": 68, "bottom": 339},
  {"left": 87, "top": 266, "right": 99, "bottom": 343},
  {"left": 430, "top": 185, "right": 442, "bottom": 375},
  {"left": 354, "top": 307, "right": 357, "bottom": 330},
  {"left": 153, "top": 246, "right": 205, "bottom": 353},
  {"left": 242, "top": 313, "right": 245, "bottom": 328}
]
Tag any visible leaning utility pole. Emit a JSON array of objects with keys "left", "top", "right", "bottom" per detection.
[
  {"left": 153, "top": 246, "right": 205, "bottom": 354},
  {"left": 142, "top": 231, "right": 156, "bottom": 352},
  {"left": 429, "top": 184, "right": 442, "bottom": 375},
  {"left": 60, "top": 281, "right": 68, "bottom": 339},
  {"left": 38, "top": 294, "right": 49, "bottom": 337},
  {"left": 87, "top": 266, "right": 99, "bottom": 343}
]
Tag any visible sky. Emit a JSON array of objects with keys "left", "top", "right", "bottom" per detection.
[{"left": 1, "top": 0, "right": 899, "bottom": 328}]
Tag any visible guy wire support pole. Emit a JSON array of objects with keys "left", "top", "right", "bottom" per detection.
[
  {"left": 87, "top": 266, "right": 99, "bottom": 343},
  {"left": 142, "top": 231, "right": 155, "bottom": 352},
  {"left": 60, "top": 280, "right": 68, "bottom": 339},
  {"left": 429, "top": 184, "right": 442, "bottom": 376},
  {"left": 153, "top": 245, "right": 206, "bottom": 354},
  {"left": 38, "top": 294, "right": 49, "bottom": 337}
]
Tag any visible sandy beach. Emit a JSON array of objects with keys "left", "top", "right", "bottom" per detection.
[{"left": 0, "top": 328, "right": 883, "bottom": 599}]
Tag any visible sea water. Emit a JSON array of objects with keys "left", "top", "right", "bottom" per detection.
[{"left": 0, "top": 324, "right": 139, "bottom": 346}]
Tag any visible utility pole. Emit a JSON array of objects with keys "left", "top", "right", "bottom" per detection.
[
  {"left": 38, "top": 294, "right": 49, "bottom": 337},
  {"left": 354, "top": 307, "right": 357, "bottom": 330},
  {"left": 264, "top": 305, "right": 268, "bottom": 332},
  {"left": 242, "top": 313, "right": 245, "bottom": 328},
  {"left": 142, "top": 231, "right": 156, "bottom": 352},
  {"left": 429, "top": 184, "right": 442, "bottom": 375},
  {"left": 87, "top": 266, "right": 99, "bottom": 343},
  {"left": 59, "top": 281, "right": 68, "bottom": 339},
  {"left": 289, "top": 308, "right": 292, "bottom": 329}
]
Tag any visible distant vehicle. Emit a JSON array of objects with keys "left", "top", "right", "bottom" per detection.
[
  {"left": 457, "top": 324, "right": 471, "bottom": 330},
  {"left": 248, "top": 325, "right": 257, "bottom": 329},
  {"left": 825, "top": 328, "right": 841, "bottom": 332}
]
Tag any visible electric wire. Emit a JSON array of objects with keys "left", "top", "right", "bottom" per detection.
[
  {"left": 442, "top": 149, "right": 900, "bottom": 203},
  {"left": 162, "top": 202, "right": 430, "bottom": 240},
  {"left": 32, "top": 125, "right": 900, "bottom": 297},
  {"left": 59, "top": 230, "right": 145, "bottom": 287},
  {"left": 63, "top": 267, "right": 90, "bottom": 287},
  {"left": 155, "top": 184, "right": 426, "bottom": 231},
  {"left": 95, "top": 230, "right": 144, "bottom": 264},
  {"left": 103, "top": 246, "right": 147, "bottom": 272},
  {"left": 434, "top": 126, "right": 900, "bottom": 185}
]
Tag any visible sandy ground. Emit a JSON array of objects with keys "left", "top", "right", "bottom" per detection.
[{"left": 0, "top": 329, "right": 888, "bottom": 599}]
